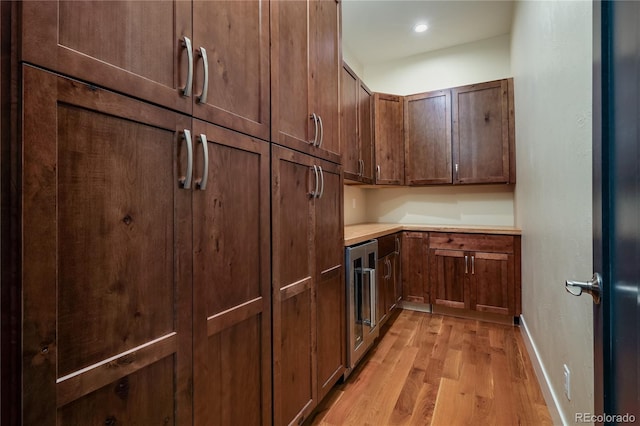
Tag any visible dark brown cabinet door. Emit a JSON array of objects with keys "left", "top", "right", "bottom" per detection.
[
  {"left": 311, "top": 0, "right": 340, "bottom": 160},
  {"left": 472, "top": 252, "right": 514, "bottom": 316},
  {"left": 452, "top": 79, "right": 510, "bottom": 184},
  {"left": 430, "top": 249, "right": 469, "bottom": 309},
  {"left": 374, "top": 93, "right": 404, "bottom": 185},
  {"left": 192, "top": 0, "right": 270, "bottom": 141},
  {"left": 21, "top": 66, "right": 192, "bottom": 424},
  {"left": 271, "top": 145, "right": 317, "bottom": 426},
  {"left": 392, "top": 233, "right": 402, "bottom": 305},
  {"left": 359, "top": 81, "right": 375, "bottom": 184},
  {"left": 341, "top": 63, "right": 360, "bottom": 180},
  {"left": 271, "top": 0, "right": 341, "bottom": 164},
  {"left": 315, "top": 162, "right": 345, "bottom": 402},
  {"left": 401, "top": 232, "right": 429, "bottom": 303},
  {"left": 191, "top": 122, "right": 271, "bottom": 425},
  {"left": 21, "top": 1, "right": 192, "bottom": 114},
  {"left": 404, "top": 90, "right": 452, "bottom": 185}
]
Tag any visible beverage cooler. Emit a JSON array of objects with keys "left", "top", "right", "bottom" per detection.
[{"left": 344, "top": 239, "right": 378, "bottom": 377}]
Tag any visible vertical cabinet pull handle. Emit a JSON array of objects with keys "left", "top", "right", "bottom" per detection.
[
  {"left": 455, "top": 163, "right": 459, "bottom": 182},
  {"left": 197, "top": 47, "right": 209, "bottom": 104},
  {"left": 310, "top": 165, "right": 319, "bottom": 197},
  {"left": 376, "top": 165, "right": 381, "bottom": 181},
  {"left": 310, "top": 113, "right": 319, "bottom": 146},
  {"left": 358, "top": 159, "right": 363, "bottom": 176},
  {"left": 395, "top": 237, "right": 399, "bottom": 254},
  {"left": 471, "top": 256, "right": 475, "bottom": 275},
  {"left": 182, "top": 36, "right": 193, "bottom": 97},
  {"left": 179, "top": 129, "right": 193, "bottom": 189},
  {"left": 464, "top": 255, "right": 468, "bottom": 274},
  {"left": 196, "top": 134, "right": 209, "bottom": 190},
  {"left": 317, "top": 114, "right": 324, "bottom": 148},
  {"left": 318, "top": 166, "right": 324, "bottom": 198}
]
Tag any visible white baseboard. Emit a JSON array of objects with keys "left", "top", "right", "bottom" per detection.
[{"left": 519, "top": 315, "right": 568, "bottom": 425}]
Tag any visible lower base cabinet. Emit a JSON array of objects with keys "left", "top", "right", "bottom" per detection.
[
  {"left": 377, "top": 233, "right": 402, "bottom": 326},
  {"left": 429, "top": 232, "right": 521, "bottom": 317},
  {"left": 401, "top": 232, "right": 429, "bottom": 303}
]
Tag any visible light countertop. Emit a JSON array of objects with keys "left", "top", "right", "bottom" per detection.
[{"left": 344, "top": 223, "right": 522, "bottom": 246}]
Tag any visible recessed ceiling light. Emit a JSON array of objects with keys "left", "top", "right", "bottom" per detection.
[{"left": 414, "top": 23, "right": 428, "bottom": 33}]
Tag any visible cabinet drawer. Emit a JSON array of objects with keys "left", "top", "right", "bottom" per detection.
[
  {"left": 429, "top": 233, "right": 514, "bottom": 254},
  {"left": 377, "top": 233, "right": 398, "bottom": 258}
]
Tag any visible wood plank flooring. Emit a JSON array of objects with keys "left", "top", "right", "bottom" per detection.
[{"left": 309, "top": 309, "right": 552, "bottom": 426}]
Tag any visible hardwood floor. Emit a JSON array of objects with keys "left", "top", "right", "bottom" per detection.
[{"left": 309, "top": 309, "right": 553, "bottom": 426}]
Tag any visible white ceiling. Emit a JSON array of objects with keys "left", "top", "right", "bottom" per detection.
[{"left": 341, "top": 0, "right": 515, "bottom": 67}]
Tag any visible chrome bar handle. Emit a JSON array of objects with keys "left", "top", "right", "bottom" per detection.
[
  {"left": 376, "top": 165, "right": 381, "bottom": 181},
  {"left": 317, "top": 114, "right": 324, "bottom": 148},
  {"left": 358, "top": 159, "right": 364, "bottom": 176},
  {"left": 395, "top": 236, "right": 399, "bottom": 254},
  {"left": 565, "top": 273, "right": 602, "bottom": 304},
  {"left": 310, "top": 165, "right": 319, "bottom": 197},
  {"left": 318, "top": 166, "right": 324, "bottom": 198},
  {"left": 182, "top": 36, "right": 193, "bottom": 97},
  {"left": 471, "top": 255, "right": 475, "bottom": 275},
  {"left": 455, "top": 163, "right": 459, "bottom": 181},
  {"left": 179, "top": 129, "right": 193, "bottom": 189},
  {"left": 310, "top": 113, "right": 319, "bottom": 146},
  {"left": 197, "top": 47, "right": 209, "bottom": 104},
  {"left": 196, "top": 134, "right": 209, "bottom": 190},
  {"left": 366, "top": 268, "right": 377, "bottom": 328},
  {"left": 386, "top": 259, "right": 392, "bottom": 279},
  {"left": 464, "top": 255, "right": 468, "bottom": 274}
]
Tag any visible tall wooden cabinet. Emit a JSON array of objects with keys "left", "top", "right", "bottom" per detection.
[
  {"left": 374, "top": 93, "right": 404, "bottom": 185},
  {"left": 271, "top": 0, "right": 341, "bottom": 163},
  {"left": 191, "top": 122, "right": 272, "bottom": 425},
  {"left": 21, "top": 65, "right": 194, "bottom": 424},
  {"left": 21, "top": 0, "right": 271, "bottom": 141},
  {"left": 271, "top": 145, "right": 343, "bottom": 426}
]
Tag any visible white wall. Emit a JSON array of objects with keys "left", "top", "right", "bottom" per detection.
[
  {"left": 511, "top": 1, "right": 593, "bottom": 424},
  {"left": 343, "top": 32, "right": 515, "bottom": 227},
  {"left": 363, "top": 34, "right": 511, "bottom": 95},
  {"left": 364, "top": 185, "right": 514, "bottom": 226}
]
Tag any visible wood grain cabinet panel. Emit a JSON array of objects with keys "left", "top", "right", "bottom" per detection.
[
  {"left": 341, "top": 63, "right": 360, "bottom": 180},
  {"left": 192, "top": 0, "right": 271, "bottom": 140},
  {"left": 191, "top": 122, "right": 271, "bottom": 425},
  {"left": 271, "top": 0, "right": 341, "bottom": 163},
  {"left": 21, "top": 65, "right": 193, "bottom": 424},
  {"left": 359, "top": 81, "right": 375, "bottom": 183},
  {"left": 401, "top": 232, "right": 429, "bottom": 303},
  {"left": 21, "top": 1, "right": 271, "bottom": 140},
  {"left": 271, "top": 145, "right": 343, "bottom": 425},
  {"left": 404, "top": 90, "right": 452, "bottom": 185},
  {"left": 315, "top": 164, "right": 345, "bottom": 402},
  {"left": 341, "top": 62, "right": 374, "bottom": 183},
  {"left": 452, "top": 79, "right": 513, "bottom": 184},
  {"left": 374, "top": 93, "right": 404, "bottom": 185},
  {"left": 377, "top": 233, "right": 402, "bottom": 326},
  {"left": 428, "top": 232, "right": 521, "bottom": 318}
]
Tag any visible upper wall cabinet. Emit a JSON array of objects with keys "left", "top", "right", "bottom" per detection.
[
  {"left": 389, "top": 78, "right": 515, "bottom": 187},
  {"left": 374, "top": 93, "right": 404, "bottom": 185},
  {"left": 341, "top": 62, "right": 374, "bottom": 183},
  {"left": 20, "top": 1, "right": 271, "bottom": 141},
  {"left": 404, "top": 90, "right": 452, "bottom": 185},
  {"left": 271, "top": 0, "right": 341, "bottom": 164},
  {"left": 452, "top": 79, "right": 515, "bottom": 184}
]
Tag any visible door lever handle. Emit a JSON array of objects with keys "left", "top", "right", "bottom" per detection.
[{"left": 565, "top": 273, "right": 602, "bottom": 304}]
